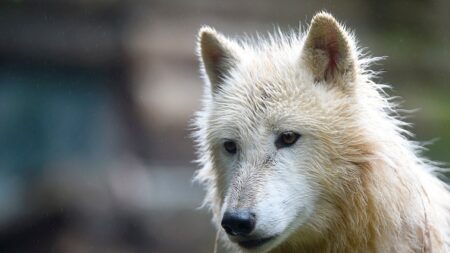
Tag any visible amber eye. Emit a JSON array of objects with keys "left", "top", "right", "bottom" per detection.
[
  {"left": 223, "top": 140, "right": 237, "bottom": 154},
  {"left": 275, "top": 131, "right": 301, "bottom": 149}
]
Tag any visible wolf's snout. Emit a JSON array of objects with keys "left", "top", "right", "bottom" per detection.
[{"left": 221, "top": 210, "right": 256, "bottom": 236}]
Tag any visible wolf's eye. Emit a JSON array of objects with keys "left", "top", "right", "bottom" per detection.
[
  {"left": 276, "top": 131, "right": 301, "bottom": 149},
  {"left": 223, "top": 140, "right": 237, "bottom": 154}
]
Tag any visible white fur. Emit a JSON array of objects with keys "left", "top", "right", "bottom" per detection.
[{"left": 193, "top": 12, "right": 450, "bottom": 253}]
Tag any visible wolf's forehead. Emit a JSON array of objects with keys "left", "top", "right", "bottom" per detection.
[
  {"left": 211, "top": 86, "right": 266, "bottom": 130},
  {"left": 218, "top": 66, "right": 304, "bottom": 112},
  {"left": 210, "top": 52, "right": 322, "bottom": 135},
  {"left": 221, "top": 78, "right": 285, "bottom": 107},
  {"left": 210, "top": 72, "right": 332, "bottom": 137},
  {"left": 216, "top": 85, "right": 271, "bottom": 118},
  {"left": 211, "top": 81, "right": 298, "bottom": 136}
]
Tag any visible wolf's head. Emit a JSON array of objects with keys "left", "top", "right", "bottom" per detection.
[{"left": 194, "top": 12, "right": 383, "bottom": 252}]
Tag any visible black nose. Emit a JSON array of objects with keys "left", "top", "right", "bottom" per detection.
[{"left": 221, "top": 210, "right": 256, "bottom": 236}]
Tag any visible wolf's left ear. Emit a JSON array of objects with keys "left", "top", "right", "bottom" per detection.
[
  {"left": 198, "top": 27, "right": 240, "bottom": 93},
  {"left": 302, "top": 12, "right": 357, "bottom": 88}
]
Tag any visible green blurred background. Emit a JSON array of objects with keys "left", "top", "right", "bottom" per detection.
[{"left": 0, "top": 0, "right": 449, "bottom": 252}]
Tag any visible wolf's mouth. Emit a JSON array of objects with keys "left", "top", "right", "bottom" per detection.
[{"left": 237, "top": 236, "right": 276, "bottom": 249}]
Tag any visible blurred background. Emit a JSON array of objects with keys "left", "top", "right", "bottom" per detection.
[{"left": 0, "top": 0, "right": 449, "bottom": 252}]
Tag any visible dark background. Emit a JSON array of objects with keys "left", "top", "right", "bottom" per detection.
[{"left": 0, "top": 0, "right": 449, "bottom": 252}]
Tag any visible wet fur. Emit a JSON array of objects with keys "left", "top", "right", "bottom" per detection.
[{"left": 193, "top": 12, "right": 450, "bottom": 253}]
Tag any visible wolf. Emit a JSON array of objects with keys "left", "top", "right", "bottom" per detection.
[{"left": 192, "top": 12, "right": 450, "bottom": 253}]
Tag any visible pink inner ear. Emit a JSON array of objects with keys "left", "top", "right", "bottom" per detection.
[
  {"left": 311, "top": 31, "right": 342, "bottom": 81},
  {"left": 325, "top": 38, "right": 340, "bottom": 79}
]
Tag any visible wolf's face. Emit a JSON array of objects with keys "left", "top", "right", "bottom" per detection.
[
  {"left": 209, "top": 82, "right": 331, "bottom": 252},
  {"left": 196, "top": 13, "right": 362, "bottom": 252}
]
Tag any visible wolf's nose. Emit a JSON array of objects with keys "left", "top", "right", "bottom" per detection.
[{"left": 221, "top": 210, "right": 256, "bottom": 236}]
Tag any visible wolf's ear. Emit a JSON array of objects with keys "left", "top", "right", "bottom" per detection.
[
  {"left": 302, "top": 12, "right": 356, "bottom": 88},
  {"left": 198, "top": 27, "right": 240, "bottom": 93}
]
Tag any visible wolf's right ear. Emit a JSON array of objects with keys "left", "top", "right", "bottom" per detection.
[{"left": 198, "top": 27, "right": 240, "bottom": 93}]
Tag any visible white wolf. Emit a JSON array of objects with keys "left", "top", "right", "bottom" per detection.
[{"left": 193, "top": 12, "right": 450, "bottom": 253}]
